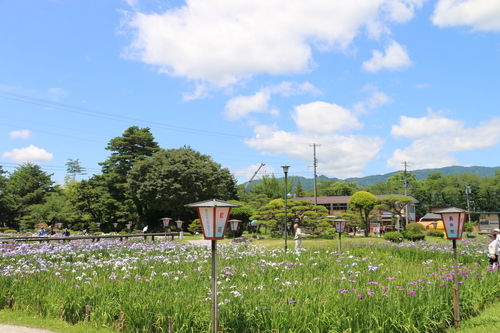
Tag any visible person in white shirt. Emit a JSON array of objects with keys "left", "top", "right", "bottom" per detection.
[
  {"left": 294, "top": 224, "right": 303, "bottom": 251},
  {"left": 143, "top": 225, "right": 148, "bottom": 233},
  {"left": 487, "top": 233, "right": 499, "bottom": 265}
]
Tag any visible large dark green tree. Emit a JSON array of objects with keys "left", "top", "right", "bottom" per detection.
[
  {"left": 97, "top": 126, "right": 160, "bottom": 226},
  {"left": 5, "top": 163, "right": 55, "bottom": 228},
  {"left": 127, "top": 146, "right": 238, "bottom": 228}
]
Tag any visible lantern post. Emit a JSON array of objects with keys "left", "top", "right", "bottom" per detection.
[
  {"left": 281, "top": 166, "right": 290, "bottom": 252},
  {"left": 436, "top": 207, "right": 467, "bottom": 329},
  {"left": 185, "top": 199, "right": 239, "bottom": 333},
  {"left": 333, "top": 218, "right": 348, "bottom": 254},
  {"left": 161, "top": 218, "right": 172, "bottom": 238},
  {"left": 229, "top": 219, "right": 241, "bottom": 241},
  {"left": 175, "top": 220, "right": 184, "bottom": 240}
]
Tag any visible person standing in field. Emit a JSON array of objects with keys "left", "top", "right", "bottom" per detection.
[
  {"left": 487, "top": 233, "right": 499, "bottom": 265},
  {"left": 294, "top": 224, "right": 303, "bottom": 251},
  {"left": 143, "top": 225, "right": 148, "bottom": 233}
]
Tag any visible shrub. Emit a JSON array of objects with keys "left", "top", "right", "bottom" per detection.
[
  {"left": 406, "top": 222, "right": 426, "bottom": 231},
  {"left": 428, "top": 229, "right": 445, "bottom": 238},
  {"left": 384, "top": 231, "right": 404, "bottom": 243},
  {"left": 465, "top": 232, "right": 476, "bottom": 238},
  {"left": 4, "top": 229, "right": 18, "bottom": 234},
  {"left": 465, "top": 222, "right": 475, "bottom": 233},
  {"left": 402, "top": 229, "right": 425, "bottom": 241}
]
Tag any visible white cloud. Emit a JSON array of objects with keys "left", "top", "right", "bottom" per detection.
[
  {"left": 363, "top": 40, "right": 412, "bottom": 72},
  {"left": 293, "top": 101, "right": 363, "bottom": 134},
  {"left": 353, "top": 85, "right": 392, "bottom": 114},
  {"left": 224, "top": 90, "right": 274, "bottom": 120},
  {"left": 2, "top": 145, "right": 54, "bottom": 163},
  {"left": 432, "top": 0, "right": 500, "bottom": 31},
  {"left": 245, "top": 125, "right": 384, "bottom": 179},
  {"left": 387, "top": 113, "right": 500, "bottom": 170},
  {"left": 123, "top": 0, "right": 423, "bottom": 86},
  {"left": 224, "top": 81, "right": 320, "bottom": 119},
  {"left": 243, "top": 101, "right": 384, "bottom": 179},
  {"left": 391, "top": 109, "right": 462, "bottom": 140},
  {"left": 9, "top": 129, "right": 33, "bottom": 139}
]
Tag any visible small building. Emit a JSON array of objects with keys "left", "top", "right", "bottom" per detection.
[
  {"left": 476, "top": 212, "right": 500, "bottom": 232},
  {"left": 293, "top": 194, "right": 418, "bottom": 229}
]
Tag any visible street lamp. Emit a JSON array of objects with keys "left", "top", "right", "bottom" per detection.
[
  {"left": 229, "top": 219, "right": 241, "bottom": 242},
  {"left": 185, "top": 199, "right": 240, "bottom": 333},
  {"left": 175, "top": 220, "right": 184, "bottom": 240},
  {"left": 333, "top": 218, "right": 348, "bottom": 255},
  {"left": 161, "top": 217, "right": 172, "bottom": 239},
  {"left": 436, "top": 207, "right": 467, "bottom": 329},
  {"left": 282, "top": 165, "right": 290, "bottom": 252}
]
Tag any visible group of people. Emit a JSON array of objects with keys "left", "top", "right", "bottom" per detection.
[
  {"left": 37, "top": 226, "right": 71, "bottom": 237},
  {"left": 487, "top": 228, "right": 500, "bottom": 265}
]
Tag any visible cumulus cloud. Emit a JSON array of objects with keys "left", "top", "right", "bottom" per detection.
[
  {"left": 432, "top": 0, "right": 500, "bottom": 31},
  {"left": 363, "top": 40, "right": 412, "bottom": 72},
  {"left": 122, "top": 0, "right": 424, "bottom": 86},
  {"left": 224, "top": 81, "right": 320, "bottom": 120},
  {"left": 293, "top": 102, "right": 363, "bottom": 134},
  {"left": 2, "top": 145, "right": 54, "bottom": 163},
  {"left": 353, "top": 85, "right": 392, "bottom": 114},
  {"left": 244, "top": 101, "right": 384, "bottom": 179},
  {"left": 9, "top": 129, "right": 32, "bottom": 139},
  {"left": 387, "top": 112, "right": 500, "bottom": 169},
  {"left": 224, "top": 90, "right": 274, "bottom": 120}
]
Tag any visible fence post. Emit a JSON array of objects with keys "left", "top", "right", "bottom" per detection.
[
  {"left": 168, "top": 316, "right": 173, "bottom": 333},
  {"left": 119, "top": 311, "right": 125, "bottom": 333},
  {"left": 59, "top": 301, "right": 64, "bottom": 320},
  {"left": 6, "top": 292, "right": 12, "bottom": 309},
  {"left": 36, "top": 297, "right": 40, "bottom": 317},
  {"left": 85, "top": 305, "right": 91, "bottom": 322}
]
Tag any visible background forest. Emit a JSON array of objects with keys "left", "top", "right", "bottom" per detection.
[{"left": 0, "top": 126, "right": 499, "bottom": 234}]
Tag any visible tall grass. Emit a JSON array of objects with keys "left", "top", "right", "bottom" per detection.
[{"left": 0, "top": 238, "right": 498, "bottom": 332}]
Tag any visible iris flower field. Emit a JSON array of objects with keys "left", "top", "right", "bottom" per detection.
[{"left": 0, "top": 238, "right": 499, "bottom": 332}]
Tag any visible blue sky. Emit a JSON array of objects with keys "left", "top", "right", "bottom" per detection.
[{"left": 1, "top": 0, "right": 499, "bottom": 185}]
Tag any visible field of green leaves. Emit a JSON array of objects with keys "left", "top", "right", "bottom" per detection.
[{"left": 0, "top": 237, "right": 499, "bottom": 333}]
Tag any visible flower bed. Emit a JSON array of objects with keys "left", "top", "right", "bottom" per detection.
[{"left": 0, "top": 238, "right": 498, "bottom": 332}]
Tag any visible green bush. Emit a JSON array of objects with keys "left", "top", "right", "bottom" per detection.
[
  {"left": 406, "top": 222, "right": 425, "bottom": 231},
  {"left": 384, "top": 231, "right": 404, "bottom": 243},
  {"left": 465, "top": 222, "right": 475, "bottom": 233},
  {"left": 428, "top": 229, "right": 445, "bottom": 238},
  {"left": 465, "top": 232, "right": 477, "bottom": 238},
  {"left": 4, "top": 229, "right": 18, "bottom": 234},
  {"left": 402, "top": 229, "right": 425, "bottom": 241},
  {"left": 0, "top": 227, "right": 9, "bottom": 233}
]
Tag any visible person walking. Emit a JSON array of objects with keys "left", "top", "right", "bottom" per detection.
[
  {"left": 37, "top": 227, "right": 47, "bottom": 237},
  {"left": 142, "top": 225, "right": 148, "bottom": 233},
  {"left": 294, "top": 223, "right": 303, "bottom": 251}
]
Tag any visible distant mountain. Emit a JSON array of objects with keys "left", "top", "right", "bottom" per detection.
[{"left": 247, "top": 165, "right": 500, "bottom": 190}]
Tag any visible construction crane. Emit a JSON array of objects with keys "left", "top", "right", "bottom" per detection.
[{"left": 245, "top": 163, "right": 266, "bottom": 189}]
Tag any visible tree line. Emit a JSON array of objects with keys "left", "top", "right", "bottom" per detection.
[{"left": 1, "top": 125, "right": 498, "bottom": 234}]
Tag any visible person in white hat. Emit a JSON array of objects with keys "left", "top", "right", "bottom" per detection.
[{"left": 493, "top": 228, "right": 500, "bottom": 252}]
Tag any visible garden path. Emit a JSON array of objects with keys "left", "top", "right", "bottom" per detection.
[{"left": 0, "top": 323, "right": 57, "bottom": 333}]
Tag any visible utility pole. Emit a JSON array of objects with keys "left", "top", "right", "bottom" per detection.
[
  {"left": 310, "top": 143, "right": 320, "bottom": 205},
  {"left": 402, "top": 161, "right": 411, "bottom": 229},
  {"left": 465, "top": 184, "right": 472, "bottom": 222}
]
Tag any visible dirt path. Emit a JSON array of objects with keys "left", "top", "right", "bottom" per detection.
[{"left": 0, "top": 324, "right": 57, "bottom": 333}]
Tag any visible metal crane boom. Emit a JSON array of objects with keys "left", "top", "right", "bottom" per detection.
[{"left": 245, "top": 163, "right": 265, "bottom": 189}]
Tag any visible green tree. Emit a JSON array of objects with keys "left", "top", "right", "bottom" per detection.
[
  {"left": 127, "top": 147, "right": 238, "bottom": 229},
  {"left": 348, "top": 191, "right": 380, "bottom": 237},
  {"left": 250, "top": 174, "right": 293, "bottom": 200},
  {"left": 65, "top": 158, "right": 87, "bottom": 182},
  {"left": 98, "top": 126, "right": 160, "bottom": 226},
  {"left": 251, "top": 199, "right": 328, "bottom": 235},
  {"left": 378, "top": 195, "right": 414, "bottom": 230},
  {"left": 5, "top": 163, "right": 54, "bottom": 228},
  {"left": 317, "top": 180, "right": 358, "bottom": 196}
]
